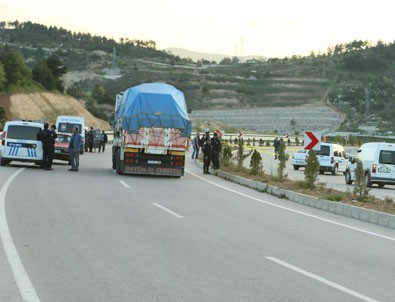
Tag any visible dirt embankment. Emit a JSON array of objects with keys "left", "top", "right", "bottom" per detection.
[{"left": 0, "top": 92, "right": 110, "bottom": 130}]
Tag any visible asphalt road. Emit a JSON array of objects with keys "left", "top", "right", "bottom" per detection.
[{"left": 0, "top": 148, "right": 395, "bottom": 302}]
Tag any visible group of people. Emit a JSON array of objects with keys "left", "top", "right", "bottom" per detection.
[
  {"left": 191, "top": 131, "right": 222, "bottom": 174},
  {"left": 37, "top": 124, "right": 108, "bottom": 172},
  {"left": 85, "top": 127, "right": 108, "bottom": 153}
]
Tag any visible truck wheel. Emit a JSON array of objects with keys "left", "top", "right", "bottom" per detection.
[
  {"left": 345, "top": 170, "right": 353, "bottom": 185},
  {"left": 116, "top": 153, "right": 123, "bottom": 174},
  {"left": 293, "top": 165, "right": 299, "bottom": 170},
  {"left": 332, "top": 165, "right": 338, "bottom": 175},
  {"left": 0, "top": 158, "right": 6, "bottom": 166},
  {"left": 378, "top": 183, "right": 385, "bottom": 188},
  {"left": 365, "top": 172, "right": 372, "bottom": 187}
]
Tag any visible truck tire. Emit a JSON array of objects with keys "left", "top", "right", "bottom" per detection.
[
  {"left": 293, "top": 165, "right": 299, "bottom": 170},
  {"left": 116, "top": 153, "right": 123, "bottom": 174},
  {"left": 345, "top": 170, "right": 353, "bottom": 185},
  {"left": 0, "top": 158, "right": 6, "bottom": 166}
]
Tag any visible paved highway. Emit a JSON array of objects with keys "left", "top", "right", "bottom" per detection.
[{"left": 0, "top": 149, "right": 394, "bottom": 301}]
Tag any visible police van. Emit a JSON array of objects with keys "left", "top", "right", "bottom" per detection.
[
  {"left": 0, "top": 120, "right": 44, "bottom": 166},
  {"left": 317, "top": 142, "right": 348, "bottom": 175},
  {"left": 344, "top": 142, "right": 395, "bottom": 187},
  {"left": 56, "top": 116, "right": 85, "bottom": 153}
]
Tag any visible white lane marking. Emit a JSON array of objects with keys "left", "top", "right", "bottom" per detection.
[
  {"left": 266, "top": 257, "right": 379, "bottom": 302},
  {"left": 119, "top": 180, "right": 130, "bottom": 188},
  {"left": 0, "top": 168, "right": 41, "bottom": 302},
  {"left": 152, "top": 203, "right": 183, "bottom": 218},
  {"left": 186, "top": 169, "right": 395, "bottom": 242}
]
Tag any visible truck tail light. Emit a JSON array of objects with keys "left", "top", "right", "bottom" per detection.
[
  {"left": 372, "top": 164, "right": 377, "bottom": 174},
  {"left": 331, "top": 157, "right": 334, "bottom": 164},
  {"left": 1, "top": 131, "right": 5, "bottom": 146}
]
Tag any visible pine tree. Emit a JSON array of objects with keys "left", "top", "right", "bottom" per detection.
[
  {"left": 277, "top": 141, "right": 287, "bottom": 181},
  {"left": 304, "top": 149, "right": 320, "bottom": 189},
  {"left": 250, "top": 149, "right": 263, "bottom": 175}
]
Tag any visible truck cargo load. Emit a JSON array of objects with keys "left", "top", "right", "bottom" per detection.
[{"left": 112, "top": 83, "right": 192, "bottom": 177}]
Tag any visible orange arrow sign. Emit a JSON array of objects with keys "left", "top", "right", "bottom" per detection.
[{"left": 304, "top": 131, "right": 320, "bottom": 150}]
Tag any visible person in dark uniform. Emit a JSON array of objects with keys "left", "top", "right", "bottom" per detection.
[
  {"left": 87, "top": 126, "right": 94, "bottom": 152},
  {"left": 47, "top": 124, "right": 57, "bottom": 169},
  {"left": 99, "top": 130, "right": 108, "bottom": 153},
  {"left": 202, "top": 138, "right": 212, "bottom": 174},
  {"left": 211, "top": 132, "right": 222, "bottom": 169},
  {"left": 37, "top": 123, "right": 53, "bottom": 170}
]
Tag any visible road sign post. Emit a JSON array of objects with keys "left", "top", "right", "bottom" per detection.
[{"left": 304, "top": 131, "right": 321, "bottom": 150}]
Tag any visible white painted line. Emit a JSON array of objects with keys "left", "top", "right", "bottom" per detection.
[
  {"left": 119, "top": 180, "right": 130, "bottom": 188},
  {"left": 186, "top": 169, "right": 395, "bottom": 242},
  {"left": 0, "top": 168, "right": 41, "bottom": 302},
  {"left": 266, "top": 257, "right": 379, "bottom": 302},
  {"left": 152, "top": 203, "right": 183, "bottom": 218}
]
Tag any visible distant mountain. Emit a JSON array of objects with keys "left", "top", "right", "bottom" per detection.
[{"left": 163, "top": 47, "right": 267, "bottom": 63}]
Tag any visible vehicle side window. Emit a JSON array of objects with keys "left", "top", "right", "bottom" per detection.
[
  {"left": 379, "top": 150, "right": 395, "bottom": 165},
  {"left": 342, "top": 151, "right": 347, "bottom": 158},
  {"left": 334, "top": 150, "right": 339, "bottom": 157},
  {"left": 319, "top": 145, "right": 330, "bottom": 156}
]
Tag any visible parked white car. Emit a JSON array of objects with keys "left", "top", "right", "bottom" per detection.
[
  {"left": 344, "top": 142, "right": 395, "bottom": 187},
  {"left": 291, "top": 149, "right": 309, "bottom": 170}
]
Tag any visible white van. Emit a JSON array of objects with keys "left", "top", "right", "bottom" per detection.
[
  {"left": 0, "top": 120, "right": 44, "bottom": 166},
  {"left": 316, "top": 142, "right": 348, "bottom": 175},
  {"left": 344, "top": 142, "right": 395, "bottom": 187},
  {"left": 56, "top": 116, "right": 85, "bottom": 152}
]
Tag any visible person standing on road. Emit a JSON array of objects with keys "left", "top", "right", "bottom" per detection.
[
  {"left": 99, "top": 130, "right": 108, "bottom": 153},
  {"left": 68, "top": 126, "right": 83, "bottom": 172},
  {"left": 211, "top": 132, "right": 222, "bottom": 169},
  {"left": 202, "top": 138, "right": 212, "bottom": 174},
  {"left": 273, "top": 136, "right": 281, "bottom": 160},
  {"left": 191, "top": 132, "right": 201, "bottom": 159},
  {"left": 47, "top": 124, "right": 57, "bottom": 169},
  {"left": 87, "top": 126, "right": 94, "bottom": 152},
  {"left": 37, "top": 122, "right": 53, "bottom": 170}
]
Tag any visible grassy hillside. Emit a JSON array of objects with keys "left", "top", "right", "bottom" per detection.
[{"left": 1, "top": 21, "right": 395, "bottom": 134}]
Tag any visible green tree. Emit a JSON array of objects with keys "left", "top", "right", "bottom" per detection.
[
  {"left": 221, "top": 145, "right": 232, "bottom": 167},
  {"left": 353, "top": 159, "right": 371, "bottom": 202},
  {"left": 32, "top": 61, "right": 55, "bottom": 89},
  {"left": 277, "top": 141, "right": 287, "bottom": 181},
  {"left": 45, "top": 55, "right": 66, "bottom": 92},
  {"left": 249, "top": 149, "right": 263, "bottom": 175},
  {"left": 303, "top": 149, "right": 320, "bottom": 189},
  {"left": 66, "top": 82, "right": 83, "bottom": 99},
  {"left": 0, "top": 46, "right": 32, "bottom": 89},
  {"left": 0, "top": 63, "right": 5, "bottom": 91}
]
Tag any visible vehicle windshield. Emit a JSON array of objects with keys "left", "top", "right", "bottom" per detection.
[
  {"left": 6, "top": 125, "right": 41, "bottom": 140},
  {"left": 58, "top": 122, "right": 82, "bottom": 134},
  {"left": 56, "top": 135, "right": 71, "bottom": 143}
]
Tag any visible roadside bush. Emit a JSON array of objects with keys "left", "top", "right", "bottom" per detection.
[
  {"left": 303, "top": 149, "right": 320, "bottom": 189},
  {"left": 277, "top": 141, "right": 287, "bottom": 181},
  {"left": 353, "top": 159, "right": 372, "bottom": 202},
  {"left": 222, "top": 145, "right": 232, "bottom": 167},
  {"left": 250, "top": 149, "right": 263, "bottom": 175}
]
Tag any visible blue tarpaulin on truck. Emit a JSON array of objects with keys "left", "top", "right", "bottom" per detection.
[{"left": 115, "top": 83, "right": 192, "bottom": 136}]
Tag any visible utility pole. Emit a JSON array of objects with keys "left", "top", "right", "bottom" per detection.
[{"left": 365, "top": 86, "right": 370, "bottom": 117}]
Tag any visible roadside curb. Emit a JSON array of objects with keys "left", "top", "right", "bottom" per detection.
[{"left": 193, "top": 160, "right": 395, "bottom": 229}]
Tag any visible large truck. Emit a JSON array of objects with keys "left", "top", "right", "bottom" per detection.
[{"left": 112, "top": 83, "right": 192, "bottom": 177}]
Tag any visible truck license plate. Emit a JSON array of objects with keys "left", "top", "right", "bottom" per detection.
[{"left": 148, "top": 160, "right": 161, "bottom": 164}]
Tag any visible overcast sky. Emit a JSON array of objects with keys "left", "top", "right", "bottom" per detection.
[{"left": 1, "top": 0, "right": 394, "bottom": 57}]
